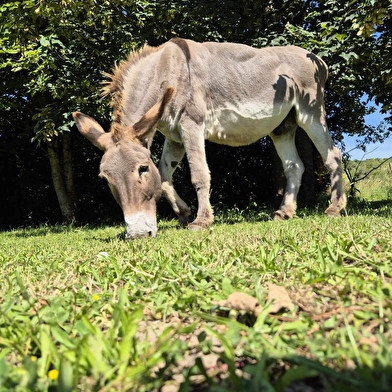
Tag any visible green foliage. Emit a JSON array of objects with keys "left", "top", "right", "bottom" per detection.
[
  {"left": 1, "top": 212, "right": 392, "bottom": 390},
  {"left": 1, "top": 0, "right": 390, "bottom": 144},
  {"left": 0, "top": 0, "right": 391, "bottom": 227}
]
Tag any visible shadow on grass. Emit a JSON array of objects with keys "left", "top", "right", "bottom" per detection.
[
  {"left": 181, "top": 348, "right": 392, "bottom": 392},
  {"left": 345, "top": 199, "right": 392, "bottom": 217},
  {"left": 4, "top": 199, "right": 390, "bottom": 240},
  {"left": 4, "top": 222, "right": 123, "bottom": 239},
  {"left": 3, "top": 224, "right": 76, "bottom": 238}
]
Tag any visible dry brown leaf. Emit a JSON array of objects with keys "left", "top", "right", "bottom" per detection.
[
  {"left": 217, "top": 292, "right": 260, "bottom": 314},
  {"left": 267, "top": 283, "right": 295, "bottom": 313},
  {"left": 216, "top": 285, "right": 294, "bottom": 316},
  {"left": 358, "top": 335, "right": 379, "bottom": 349}
]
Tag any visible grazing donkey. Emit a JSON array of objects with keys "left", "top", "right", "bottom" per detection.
[{"left": 73, "top": 38, "right": 346, "bottom": 239}]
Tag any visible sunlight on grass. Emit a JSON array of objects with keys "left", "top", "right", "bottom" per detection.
[{"left": 1, "top": 210, "right": 392, "bottom": 391}]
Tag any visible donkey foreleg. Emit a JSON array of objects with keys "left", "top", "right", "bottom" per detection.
[
  {"left": 181, "top": 119, "right": 214, "bottom": 229},
  {"left": 159, "top": 139, "right": 191, "bottom": 225}
]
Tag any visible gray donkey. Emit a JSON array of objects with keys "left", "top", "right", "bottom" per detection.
[{"left": 73, "top": 38, "right": 346, "bottom": 239}]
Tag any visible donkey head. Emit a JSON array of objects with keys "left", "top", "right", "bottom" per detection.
[{"left": 73, "top": 88, "right": 174, "bottom": 239}]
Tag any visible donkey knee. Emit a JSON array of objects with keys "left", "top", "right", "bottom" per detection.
[{"left": 191, "top": 173, "right": 211, "bottom": 194}]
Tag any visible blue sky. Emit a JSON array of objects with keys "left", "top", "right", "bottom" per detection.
[{"left": 342, "top": 109, "right": 391, "bottom": 160}]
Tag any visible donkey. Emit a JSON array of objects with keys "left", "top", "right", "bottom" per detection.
[{"left": 73, "top": 38, "right": 346, "bottom": 239}]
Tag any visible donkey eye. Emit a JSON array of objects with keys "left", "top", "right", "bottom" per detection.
[{"left": 138, "top": 165, "right": 149, "bottom": 175}]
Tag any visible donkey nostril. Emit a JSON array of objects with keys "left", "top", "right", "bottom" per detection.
[{"left": 147, "top": 230, "right": 152, "bottom": 237}]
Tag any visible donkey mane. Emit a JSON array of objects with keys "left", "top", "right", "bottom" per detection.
[{"left": 101, "top": 43, "right": 164, "bottom": 141}]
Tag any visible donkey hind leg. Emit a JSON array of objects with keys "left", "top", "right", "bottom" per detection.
[
  {"left": 158, "top": 139, "right": 191, "bottom": 225},
  {"left": 297, "top": 109, "right": 346, "bottom": 217},
  {"left": 270, "top": 113, "right": 304, "bottom": 220}
]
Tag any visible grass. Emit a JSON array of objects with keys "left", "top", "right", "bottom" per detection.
[{"left": 1, "top": 205, "right": 392, "bottom": 391}]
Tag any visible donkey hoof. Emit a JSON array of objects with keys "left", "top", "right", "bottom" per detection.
[
  {"left": 272, "top": 211, "right": 285, "bottom": 220},
  {"left": 324, "top": 206, "right": 341, "bottom": 217},
  {"left": 187, "top": 223, "right": 206, "bottom": 231},
  {"left": 178, "top": 215, "right": 192, "bottom": 227}
]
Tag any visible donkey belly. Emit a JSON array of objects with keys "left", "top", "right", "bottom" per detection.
[{"left": 204, "top": 105, "right": 288, "bottom": 147}]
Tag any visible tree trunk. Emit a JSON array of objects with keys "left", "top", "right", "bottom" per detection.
[
  {"left": 47, "top": 135, "right": 78, "bottom": 223},
  {"left": 62, "top": 132, "right": 78, "bottom": 221}
]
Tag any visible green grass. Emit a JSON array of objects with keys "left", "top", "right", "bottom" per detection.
[{"left": 1, "top": 207, "right": 392, "bottom": 391}]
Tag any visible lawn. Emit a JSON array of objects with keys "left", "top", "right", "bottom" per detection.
[{"left": 1, "top": 206, "right": 392, "bottom": 391}]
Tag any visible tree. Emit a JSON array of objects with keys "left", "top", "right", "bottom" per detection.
[
  {"left": 295, "top": 1, "right": 391, "bottom": 141},
  {"left": 1, "top": 0, "right": 139, "bottom": 222},
  {"left": 0, "top": 0, "right": 390, "bottom": 226}
]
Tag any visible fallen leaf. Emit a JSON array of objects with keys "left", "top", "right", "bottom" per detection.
[
  {"left": 358, "top": 336, "right": 379, "bottom": 349},
  {"left": 267, "top": 283, "right": 295, "bottom": 313},
  {"left": 217, "top": 292, "right": 260, "bottom": 314}
]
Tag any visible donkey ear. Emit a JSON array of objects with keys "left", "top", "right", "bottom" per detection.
[
  {"left": 73, "top": 112, "right": 112, "bottom": 151},
  {"left": 133, "top": 87, "right": 175, "bottom": 147}
]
